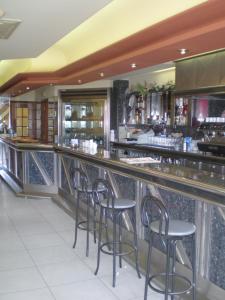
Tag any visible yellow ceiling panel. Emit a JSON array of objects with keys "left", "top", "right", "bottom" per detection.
[{"left": 0, "top": 0, "right": 207, "bottom": 86}]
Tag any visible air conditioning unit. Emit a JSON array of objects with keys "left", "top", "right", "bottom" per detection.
[{"left": 0, "top": 18, "right": 21, "bottom": 39}]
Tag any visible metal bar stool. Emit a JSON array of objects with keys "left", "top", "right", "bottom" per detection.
[
  {"left": 93, "top": 178, "right": 141, "bottom": 287},
  {"left": 72, "top": 168, "right": 104, "bottom": 257},
  {"left": 141, "top": 195, "right": 196, "bottom": 300}
]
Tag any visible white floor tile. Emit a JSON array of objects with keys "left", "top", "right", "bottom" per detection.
[
  {"left": 0, "top": 219, "right": 15, "bottom": 235},
  {"left": 100, "top": 271, "right": 144, "bottom": 300},
  {"left": 0, "top": 181, "right": 154, "bottom": 299},
  {"left": 0, "top": 288, "right": 54, "bottom": 300},
  {"left": 10, "top": 214, "right": 46, "bottom": 226},
  {"left": 81, "top": 248, "right": 134, "bottom": 278},
  {"left": 58, "top": 229, "right": 96, "bottom": 252},
  {"left": 57, "top": 230, "right": 75, "bottom": 245},
  {"left": 46, "top": 214, "right": 74, "bottom": 232},
  {"left": 38, "top": 260, "right": 95, "bottom": 286},
  {"left": 15, "top": 221, "right": 55, "bottom": 237},
  {"left": 50, "top": 278, "right": 119, "bottom": 300},
  {"left": 133, "top": 294, "right": 164, "bottom": 300},
  {"left": 0, "top": 231, "right": 19, "bottom": 241},
  {"left": 28, "top": 245, "right": 77, "bottom": 266},
  {"left": 0, "top": 250, "right": 34, "bottom": 271},
  {"left": 0, "top": 268, "right": 46, "bottom": 294},
  {"left": 21, "top": 232, "right": 65, "bottom": 250},
  {"left": 6, "top": 208, "right": 39, "bottom": 219},
  {"left": 0, "top": 235, "right": 25, "bottom": 252}
]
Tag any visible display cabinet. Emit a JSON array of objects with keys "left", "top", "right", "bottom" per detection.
[{"left": 62, "top": 96, "right": 105, "bottom": 142}]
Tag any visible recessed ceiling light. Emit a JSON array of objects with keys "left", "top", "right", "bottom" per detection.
[
  {"left": 26, "top": 86, "right": 30, "bottom": 90},
  {"left": 100, "top": 72, "right": 104, "bottom": 77},
  {"left": 179, "top": 48, "right": 188, "bottom": 55},
  {"left": 131, "top": 63, "right": 136, "bottom": 68},
  {"left": 78, "top": 79, "right": 82, "bottom": 84}
]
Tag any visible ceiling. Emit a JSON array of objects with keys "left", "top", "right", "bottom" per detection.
[
  {"left": 0, "top": 0, "right": 112, "bottom": 60},
  {"left": 2, "top": 0, "right": 225, "bottom": 97}
]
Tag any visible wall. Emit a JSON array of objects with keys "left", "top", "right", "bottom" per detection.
[
  {"left": 12, "top": 80, "right": 113, "bottom": 102},
  {"left": 128, "top": 68, "right": 175, "bottom": 88}
]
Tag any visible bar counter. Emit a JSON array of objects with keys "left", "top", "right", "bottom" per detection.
[
  {"left": 54, "top": 143, "right": 225, "bottom": 299},
  {"left": 0, "top": 137, "right": 225, "bottom": 299},
  {"left": 112, "top": 141, "right": 225, "bottom": 165},
  {"left": 55, "top": 143, "right": 225, "bottom": 206},
  {"left": 0, "top": 137, "right": 57, "bottom": 194}
]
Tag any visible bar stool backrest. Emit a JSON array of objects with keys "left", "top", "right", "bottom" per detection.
[
  {"left": 141, "top": 195, "right": 169, "bottom": 240},
  {"left": 92, "top": 179, "right": 115, "bottom": 209},
  {"left": 71, "top": 167, "right": 88, "bottom": 192}
]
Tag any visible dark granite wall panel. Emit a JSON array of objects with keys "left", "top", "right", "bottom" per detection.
[
  {"left": 209, "top": 206, "right": 225, "bottom": 290},
  {"left": 159, "top": 188, "right": 196, "bottom": 260},
  {"left": 144, "top": 187, "right": 195, "bottom": 260},
  {"left": 85, "top": 164, "right": 99, "bottom": 184},
  {"left": 28, "top": 153, "right": 45, "bottom": 185},
  {"left": 159, "top": 188, "right": 195, "bottom": 223},
  {"left": 111, "top": 80, "right": 129, "bottom": 131},
  {"left": 36, "top": 152, "right": 54, "bottom": 182},
  {"left": 61, "top": 163, "right": 70, "bottom": 193},
  {"left": 113, "top": 173, "right": 135, "bottom": 200},
  {"left": 17, "top": 151, "right": 23, "bottom": 182}
]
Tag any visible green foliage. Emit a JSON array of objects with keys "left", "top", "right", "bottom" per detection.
[
  {"left": 134, "top": 82, "right": 148, "bottom": 96},
  {"left": 132, "top": 80, "right": 175, "bottom": 94}
]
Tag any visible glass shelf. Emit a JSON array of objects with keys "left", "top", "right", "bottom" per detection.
[{"left": 62, "top": 98, "right": 105, "bottom": 139}]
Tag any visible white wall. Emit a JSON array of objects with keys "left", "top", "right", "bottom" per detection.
[{"left": 13, "top": 90, "right": 36, "bottom": 102}]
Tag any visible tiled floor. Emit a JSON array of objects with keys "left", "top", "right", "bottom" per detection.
[{"left": 0, "top": 180, "right": 163, "bottom": 300}]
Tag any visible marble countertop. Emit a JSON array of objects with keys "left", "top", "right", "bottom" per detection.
[
  {"left": 111, "top": 141, "right": 225, "bottom": 165},
  {"left": 55, "top": 144, "right": 225, "bottom": 205},
  {"left": 0, "top": 136, "right": 54, "bottom": 150}
]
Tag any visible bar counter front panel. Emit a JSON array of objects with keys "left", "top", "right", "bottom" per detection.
[
  {"left": 0, "top": 138, "right": 225, "bottom": 299},
  {"left": 0, "top": 138, "right": 57, "bottom": 194}
]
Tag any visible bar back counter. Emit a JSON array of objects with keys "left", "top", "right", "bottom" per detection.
[{"left": 0, "top": 137, "right": 225, "bottom": 300}]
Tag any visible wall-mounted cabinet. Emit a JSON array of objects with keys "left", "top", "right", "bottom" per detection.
[
  {"left": 61, "top": 89, "right": 108, "bottom": 143},
  {"left": 124, "top": 91, "right": 173, "bottom": 127},
  {"left": 174, "top": 94, "right": 225, "bottom": 128},
  {"left": 62, "top": 100, "right": 104, "bottom": 138}
]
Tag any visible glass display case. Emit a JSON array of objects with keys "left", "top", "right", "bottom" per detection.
[
  {"left": 62, "top": 98, "right": 105, "bottom": 142},
  {"left": 174, "top": 94, "right": 225, "bottom": 128}
]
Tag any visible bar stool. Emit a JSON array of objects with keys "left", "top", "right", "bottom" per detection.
[
  {"left": 141, "top": 195, "right": 196, "bottom": 300},
  {"left": 72, "top": 168, "right": 105, "bottom": 257},
  {"left": 93, "top": 178, "right": 141, "bottom": 287}
]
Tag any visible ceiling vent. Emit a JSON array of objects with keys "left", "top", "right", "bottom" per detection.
[{"left": 0, "top": 18, "right": 21, "bottom": 39}]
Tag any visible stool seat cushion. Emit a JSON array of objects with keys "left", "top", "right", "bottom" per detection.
[
  {"left": 150, "top": 220, "right": 196, "bottom": 237},
  {"left": 100, "top": 198, "right": 136, "bottom": 209}
]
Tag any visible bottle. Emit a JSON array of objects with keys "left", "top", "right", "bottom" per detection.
[{"left": 183, "top": 138, "right": 187, "bottom": 151}]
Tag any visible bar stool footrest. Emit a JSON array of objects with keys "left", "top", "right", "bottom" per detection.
[
  {"left": 148, "top": 272, "right": 193, "bottom": 296},
  {"left": 100, "top": 241, "right": 135, "bottom": 256},
  {"left": 77, "top": 220, "right": 89, "bottom": 231}
]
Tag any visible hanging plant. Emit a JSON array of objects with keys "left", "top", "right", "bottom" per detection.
[
  {"left": 134, "top": 82, "right": 148, "bottom": 97},
  {"left": 148, "top": 80, "right": 175, "bottom": 93}
]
